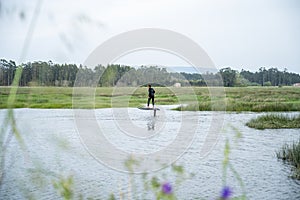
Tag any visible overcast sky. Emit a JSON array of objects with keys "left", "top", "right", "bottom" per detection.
[{"left": 0, "top": 0, "right": 299, "bottom": 73}]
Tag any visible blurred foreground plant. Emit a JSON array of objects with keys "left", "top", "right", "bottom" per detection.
[
  {"left": 108, "top": 125, "right": 247, "bottom": 200},
  {"left": 53, "top": 175, "right": 74, "bottom": 200}
]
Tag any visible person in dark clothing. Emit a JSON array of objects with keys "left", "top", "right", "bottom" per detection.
[{"left": 147, "top": 84, "right": 155, "bottom": 107}]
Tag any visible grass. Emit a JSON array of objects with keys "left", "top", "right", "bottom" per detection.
[
  {"left": 172, "top": 86, "right": 300, "bottom": 112},
  {"left": 0, "top": 86, "right": 181, "bottom": 109},
  {"left": 1, "top": 86, "right": 300, "bottom": 111},
  {"left": 276, "top": 139, "right": 300, "bottom": 179},
  {"left": 246, "top": 114, "right": 300, "bottom": 130}
]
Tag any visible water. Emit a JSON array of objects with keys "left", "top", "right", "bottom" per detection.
[{"left": 0, "top": 108, "right": 299, "bottom": 199}]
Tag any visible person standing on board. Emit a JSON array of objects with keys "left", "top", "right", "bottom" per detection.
[{"left": 147, "top": 84, "right": 155, "bottom": 108}]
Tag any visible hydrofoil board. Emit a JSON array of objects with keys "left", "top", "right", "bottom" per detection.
[{"left": 138, "top": 107, "right": 160, "bottom": 111}]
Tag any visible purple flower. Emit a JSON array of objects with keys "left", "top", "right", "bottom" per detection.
[
  {"left": 162, "top": 182, "right": 172, "bottom": 195},
  {"left": 220, "top": 186, "right": 232, "bottom": 199}
]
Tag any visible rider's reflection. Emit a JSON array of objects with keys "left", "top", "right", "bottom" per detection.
[{"left": 147, "top": 117, "right": 156, "bottom": 130}]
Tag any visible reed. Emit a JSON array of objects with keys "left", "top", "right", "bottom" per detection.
[{"left": 276, "top": 139, "right": 300, "bottom": 179}]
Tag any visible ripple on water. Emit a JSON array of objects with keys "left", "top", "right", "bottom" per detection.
[{"left": 0, "top": 109, "right": 299, "bottom": 199}]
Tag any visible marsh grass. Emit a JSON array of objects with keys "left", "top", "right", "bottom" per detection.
[
  {"left": 169, "top": 86, "right": 300, "bottom": 112},
  {"left": 246, "top": 114, "right": 300, "bottom": 130},
  {"left": 0, "top": 86, "right": 181, "bottom": 109},
  {"left": 276, "top": 139, "right": 300, "bottom": 179},
  {"left": 1, "top": 86, "right": 300, "bottom": 111}
]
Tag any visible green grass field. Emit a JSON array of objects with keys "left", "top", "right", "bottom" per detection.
[{"left": 1, "top": 86, "right": 300, "bottom": 111}]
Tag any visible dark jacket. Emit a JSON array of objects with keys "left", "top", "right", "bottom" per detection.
[{"left": 148, "top": 88, "right": 155, "bottom": 97}]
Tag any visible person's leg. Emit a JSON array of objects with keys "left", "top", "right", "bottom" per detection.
[
  {"left": 152, "top": 96, "right": 154, "bottom": 107},
  {"left": 147, "top": 97, "right": 151, "bottom": 107}
]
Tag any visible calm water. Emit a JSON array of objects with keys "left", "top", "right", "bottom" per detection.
[{"left": 0, "top": 108, "right": 299, "bottom": 199}]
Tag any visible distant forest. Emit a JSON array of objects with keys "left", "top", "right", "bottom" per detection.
[{"left": 1, "top": 59, "right": 300, "bottom": 87}]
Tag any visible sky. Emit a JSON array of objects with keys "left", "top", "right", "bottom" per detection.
[{"left": 0, "top": 0, "right": 299, "bottom": 73}]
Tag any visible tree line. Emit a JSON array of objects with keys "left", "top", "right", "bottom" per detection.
[{"left": 1, "top": 59, "right": 300, "bottom": 87}]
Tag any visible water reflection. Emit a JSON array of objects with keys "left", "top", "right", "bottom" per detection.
[{"left": 147, "top": 117, "right": 156, "bottom": 130}]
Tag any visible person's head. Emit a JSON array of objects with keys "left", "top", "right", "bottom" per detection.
[{"left": 148, "top": 84, "right": 151, "bottom": 88}]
